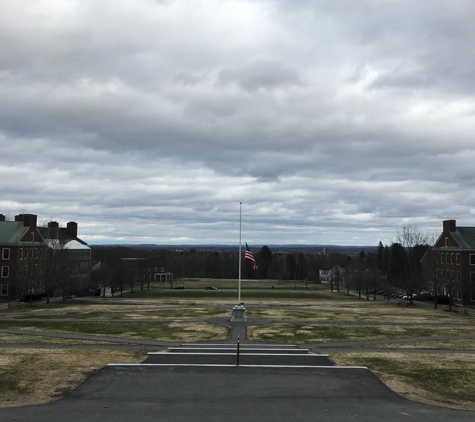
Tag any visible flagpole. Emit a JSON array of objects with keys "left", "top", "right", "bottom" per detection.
[
  {"left": 238, "top": 202, "right": 242, "bottom": 304},
  {"left": 230, "top": 201, "right": 247, "bottom": 322}
]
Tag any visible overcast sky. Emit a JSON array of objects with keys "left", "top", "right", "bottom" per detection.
[{"left": 1, "top": 0, "right": 475, "bottom": 246}]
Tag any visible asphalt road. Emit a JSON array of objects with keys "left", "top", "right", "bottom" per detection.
[
  {"left": 0, "top": 365, "right": 473, "bottom": 422},
  {"left": 1, "top": 343, "right": 474, "bottom": 421}
]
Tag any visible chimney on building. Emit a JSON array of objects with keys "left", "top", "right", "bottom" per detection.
[
  {"left": 0, "top": 214, "right": 5, "bottom": 221},
  {"left": 443, "top": 220, "right": 456, "bottom": 233},
  {"left": 66, "top": 222, "right": 78, "bottom": 238},
  {"left": 15, "top": 214, "right": 37, "bottom": 229},
  {"left": 48, "top": 221, "right": 59, "bottom": 229}
]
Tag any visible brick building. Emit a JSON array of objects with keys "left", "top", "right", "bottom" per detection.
[
  {"left": 426, "top": 219, "right": 475, "bottom": 307},
  {"left": 0, "top": 214, "right": 46, "bottom": 300},
  {"left": 0, "top": 214, "right": 91, "bottom": 301}
]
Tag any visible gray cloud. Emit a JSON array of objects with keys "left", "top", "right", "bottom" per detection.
[
  {"left": 217, "top": 60, "right": 303, "bottom": 91},
  {"left": 1, "top": 0, "right": 475, "bottom": 245}
]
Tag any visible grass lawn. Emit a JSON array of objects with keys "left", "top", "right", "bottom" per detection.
[
  {"left": 246, "top": 307, "right": 470, "bottom": 323},
  {"left": 1, "top": 284, "right": 475, "bottom": 410},
  {"left": 331, "top": 352, "right": 475, "bottom": 409},
  {"left": 0, "top": 349, "right": 146, "bottom": 407},
  {"left": 121, "top": 278, "right": 350, "bottom": 301},
  {"left": 365, "top": 339, "right": 475, "bottom": 349},
  {"left": 0, "top": 320, "right": 230, "bottom": 342},
  {"left": 0, "top": 333, "right": 122, "bottom": 345},
  {"left": 123, "top": 289, "right": 338, "bottom": 300},
  {"left": 247, "top": 323, "right": 475, "bottom": 344},
  {"left": 6, "top": 307, "right": 230, "bottom": 320}
]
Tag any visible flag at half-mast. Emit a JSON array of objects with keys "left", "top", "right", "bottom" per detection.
[{"left": 245, "top": 243, "right": 258, "bottom": 270}]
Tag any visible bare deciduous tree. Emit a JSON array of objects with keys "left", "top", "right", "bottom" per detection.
[{"left": 396, "top": 225, "right": 430, "bottom": 305}]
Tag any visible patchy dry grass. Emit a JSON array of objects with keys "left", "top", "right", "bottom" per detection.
[
  {"left": 2, "top": 291, "right": 475, "bottom": 410},
  {"left": 0, "top": 348, "right": 146, "bottom": 407},
  {"left": 0, "top": 320, "right": 230, "bottom": 342},
  {"left": 247, "top": 307, "right": 470, "bottom": 323},
  {"left": 363, "top": 339, "right": 475, "bottom": 349},
  {"left": 7, "top": 307, "right": 230, "bottom": 320},
  {"left": 247, "top": 323, "right": 475, "bottom": 344},
  {"left": 330, "top": 352, "right": 475, "bottom": 410},
  {"left": 0, "top": 333, "right": 120, "bottom": 345}
]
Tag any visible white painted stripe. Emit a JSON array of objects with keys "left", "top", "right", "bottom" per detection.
[
  {"left": 183, "top": 343, "right": 297, "bottom": 347},
  {"left": 147, "top": 352, "right": 328, "bottom": 357},
  {"left": 108, "top": 363, "right": 367, "bottom": 369},
  {"left": 167, "top": 348, "right": 310, "bottom": 352}
]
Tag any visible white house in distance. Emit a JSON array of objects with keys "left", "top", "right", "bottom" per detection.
[{"left": 319, "top": 264, "right": 346, "bottom": 284}]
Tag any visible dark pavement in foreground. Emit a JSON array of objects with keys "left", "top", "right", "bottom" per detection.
[
  {"left": 1, "top": 342, "right": 474, "bottom": 421},
  {"left": 0, "top": 365, "right": 473, "bottom": 422}
]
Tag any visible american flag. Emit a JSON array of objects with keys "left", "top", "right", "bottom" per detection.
[{"left": 245, "top": 243, "right": 258, "bottom": 270}]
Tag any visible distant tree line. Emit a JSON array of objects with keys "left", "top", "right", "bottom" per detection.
[
  {"left": 89, "top": 224, "right": 440, "bottom": 306},
  {"left": 8, "top": 223, "right": 442, "bottom": 305}
]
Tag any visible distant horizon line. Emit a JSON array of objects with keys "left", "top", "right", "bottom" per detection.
[{"left": 88, "top": 242, "right": 378, "bottom": 249}]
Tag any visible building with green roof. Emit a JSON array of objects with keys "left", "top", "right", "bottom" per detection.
[
  {"left": 0, "top": 214, "right": 45, "bottom": 300},
  {"left": 1, "top": 214, "right": 91, "bottom": 301},
  {"left": 427, "top": 219, "right": 475, "bottom": 307}
]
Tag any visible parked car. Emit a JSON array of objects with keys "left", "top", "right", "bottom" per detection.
[
  {"left": 86, "top": 288, "right": 101, "bottom": 296},
  {"left": 205, "top": 286, "right": 218, "bottom": 290},
  {"left": 174, "top": 286, "right": 185, "bottom": 289}
]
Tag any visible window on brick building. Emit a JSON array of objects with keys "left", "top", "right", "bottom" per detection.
[
  {"left": 471, "top": 254, "right": 475, "bottom": 265},
  {"left": 451, "top": 253, "right": 455, "bottom": 264},
  {"left": 471, "top": 272, "right": 475, "bottom": 283},
  {"left": 2, "top": 248, "right": 10, "bottom": 260},
  {"left": 457, "top": 254, "right": 460, "bottom": 265},
  {"left": 0, "top": 284, "right": 7, "bottom": 296},
  {"left": 1, "top": 266, "right": 9, "bottom": 278}
]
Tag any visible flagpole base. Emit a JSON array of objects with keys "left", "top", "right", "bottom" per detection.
[{"left": 230, "top": 304, "right": 247, "bottom": 322}]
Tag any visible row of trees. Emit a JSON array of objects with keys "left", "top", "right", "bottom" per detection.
[
  {"left": 14, "top": 223, "right": 438, "bottom": 303},
  {"left": 90, "top": 225, "right": 435, "bottom": 303},
  {"left": 324, "top": 225, "right": 446, "bottom": 308},
  {"left": 158, "top": 247, "right": 331, "bottom": 281}
]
